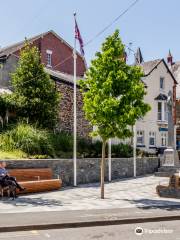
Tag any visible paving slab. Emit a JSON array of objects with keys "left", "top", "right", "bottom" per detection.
[{"left": 0, "top": 175, "right": 180, "bottom": 214}]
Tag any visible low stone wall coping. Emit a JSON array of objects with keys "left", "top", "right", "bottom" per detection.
[{"left": 1, "top": 157, "right": 159, "bottom": 186}]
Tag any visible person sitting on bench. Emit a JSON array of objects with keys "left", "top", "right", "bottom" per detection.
[{"left": 0, "top": 162, "right": 25, "bottom": 191}]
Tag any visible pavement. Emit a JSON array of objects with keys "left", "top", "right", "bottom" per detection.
[
  {"left": 1, "top": 175, "right": 180, "bottom": 232},
  {"left": 0, "top": 175, "right": 180, "bottom": 213}
]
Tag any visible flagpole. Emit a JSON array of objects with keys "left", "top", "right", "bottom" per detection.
[{"left": 73, "top": 12, "right": 77, "bottom": 186}]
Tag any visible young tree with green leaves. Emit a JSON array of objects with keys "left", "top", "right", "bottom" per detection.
[
  {"left": 11, "top": 42, "right": 60, "bottom": 129},
  {"left": 80, "top": 30, "right": 150, "bottom": 199}
]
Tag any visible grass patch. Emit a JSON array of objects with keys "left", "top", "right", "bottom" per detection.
[{"left": 0, "top": 150, "right": 27, "bottom": 159}]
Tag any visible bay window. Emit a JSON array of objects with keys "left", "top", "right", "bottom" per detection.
[
  {"left": 158, "top": 102, "right": 162, "bottom": 120},
  {"left": 157, "top": 101, "right": 168, "bottom": 122}
]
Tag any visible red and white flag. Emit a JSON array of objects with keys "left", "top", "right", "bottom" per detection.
[{"left": 75, "top": 18, "right": 85, "bottom": 56}]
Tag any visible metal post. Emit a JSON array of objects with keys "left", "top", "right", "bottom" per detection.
[
  {"left": 133, "top": 124, "right": 136, "bottom": 177},
  {"left": 108, "top": 139, "right": 112, "bottom": 182},
  {"left": 73, "top": 13, "right": 77, "bottom": 186},
  {"left": 174, "top": 125, "right": 177, "bottom": 149}
]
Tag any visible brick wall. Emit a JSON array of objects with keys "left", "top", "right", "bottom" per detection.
[
  {"left": 13, "top": 32, "right": 86, "bottom": 77},
  {"left": 40, "top": 32, "right": 86, "bottom": 76}
]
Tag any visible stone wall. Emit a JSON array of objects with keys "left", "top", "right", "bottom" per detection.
[
  {"left": 56, "top": 81, "right": 92, "bottom": 138},
  {"left": 0, "top": 55, "right": 18, "bottom": 88},
  {"left": 3, "top": 157, "right": 159, "bottom": 186}
]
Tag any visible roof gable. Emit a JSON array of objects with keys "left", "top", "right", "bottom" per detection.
[
  {"left": 141, "top": 59, "right": 177, "bottom": 84},
  {"left": 0, "top": 30, "right": 84, "bottom": 60}
]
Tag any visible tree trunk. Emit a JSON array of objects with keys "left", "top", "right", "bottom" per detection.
[{"left": 101, "top": 140, "right": 106, "bottom": 199}]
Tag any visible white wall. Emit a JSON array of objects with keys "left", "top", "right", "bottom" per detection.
[
  {"left": 93, "top": 61, "right": 175, "bottom": 153},
  {"left": 136, "top": 61, "right": 174, "bottom": 152}
]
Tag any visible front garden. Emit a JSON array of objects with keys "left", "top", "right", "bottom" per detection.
[{"left": 0, "top": 41, "right": 136, "bottom": 160}]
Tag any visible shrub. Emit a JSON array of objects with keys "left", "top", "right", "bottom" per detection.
[
  {"left": 0, "top": 123, "right": 134, "bottom": 158},
  {"left": 0, "top": 123, "right": 54, "bottom": 156},
  {"left": 111, "top": 143, "right": 133, "bottom": 158},
  {"left": 77, "top": 139, "right": 133, "bottom": 158},
  {"left": 49, "top": 132, "right": 73, "bottom": 153}
]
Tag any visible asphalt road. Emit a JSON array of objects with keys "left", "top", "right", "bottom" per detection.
[{"left": 1, "top": 220, "right": 180, "bottom": 240}]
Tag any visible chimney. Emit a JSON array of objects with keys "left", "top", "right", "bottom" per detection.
[
  {"left": 123, "top": 51, "right": 127, "bottom": 63},
  {"left": 167, "top": 50, "right": 173, "bottom": 66},
  {"left": 134, "top": 47, "right": 144, "bottom": 65}
]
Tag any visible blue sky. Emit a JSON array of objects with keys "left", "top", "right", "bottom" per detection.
[{"left": 1, "top": 0, "right": 180, "bottom": 65}]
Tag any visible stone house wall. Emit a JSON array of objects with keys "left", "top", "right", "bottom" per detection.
[
  {"left": 3, "top": 157, "right": 159, "bottom": 186},
  {"left": 56, "top": 80, "right": 91, "bottom": 138},
  {"left": 0, "top": 55, "right": 18, "bottom": 88}
]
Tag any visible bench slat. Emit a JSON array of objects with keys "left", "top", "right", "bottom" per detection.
[
  {"left": 17, "top": 179, "right": 62, "bottom": 194},
  {"left": 8, "top": 168, "right": 53, "bottom": 181}
]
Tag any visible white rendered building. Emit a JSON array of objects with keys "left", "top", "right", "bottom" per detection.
[{"left": 112, "top": 49, "right": 177, "bottom": 153}]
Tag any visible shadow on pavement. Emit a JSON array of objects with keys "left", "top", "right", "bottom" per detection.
[
  {"left": 0, "top": 196, "right": 65, "bottom": 207},
  {"left": 123, "top": 198, "right": 180, "bottom": 211},
  {"left": 61, "top": 175, "right": 155, "bottom": 191}
]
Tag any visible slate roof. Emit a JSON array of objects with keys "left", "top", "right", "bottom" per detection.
[
  {"left": 154, "top": 93, "right": 167, "bottom": 101},
  {"left": 0, "top": 33, "right": 43, "bottom": 58},
  {"left": 171, "top": 62, "right": 180, "bottom": 76},
  {"left": 0, "top": 30, "right": 84, "bottom": 59},
  {"left": 140, "top": 59, "right": 177, "bottom": 84},
  {"left": 45, "top": 68, "right": 84, "bottom": 85},
  {"left": 141, "top": 59, "right": 162, "bottom": 75}
]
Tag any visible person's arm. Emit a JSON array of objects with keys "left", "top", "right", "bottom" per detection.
[{"left": 0, "top": 168, "right": 8, "bottom": 176}]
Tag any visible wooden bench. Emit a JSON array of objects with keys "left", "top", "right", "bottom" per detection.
[{"left": 7, "top": 168, "right": 62, "bottom": 194}]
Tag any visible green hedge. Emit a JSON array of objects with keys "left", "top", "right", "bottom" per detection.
[{"left": 0, "top": 123, "right": 134, "bottom": 158}]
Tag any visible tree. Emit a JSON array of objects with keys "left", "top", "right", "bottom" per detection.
[
  {"left": 80, "top": 30, "right": 151, "bottom": 199},
  {"left": 11, "top": 42, "right": 60, "bottom": 129}
]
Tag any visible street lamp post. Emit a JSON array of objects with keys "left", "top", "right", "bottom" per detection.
[
  {"left": 108, "top": 139, "right": 112, "bottom": 182},
  {"left": 133, "top": 124, "right": 136, "bottom": 177}
]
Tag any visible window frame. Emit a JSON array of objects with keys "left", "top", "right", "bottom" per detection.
[
  {"left": 157, "top": 101, "right": 168, "bottom": 122},
  {"left": 157, "top": 101, "right": 163, "bottom": 121},
  {"left": 149, "top": 131, "right": 156, "bottom": 147},
  {"left": 137, "top": 130, "right": 145, "bottom": 146},
  {"left": 161, "top": 132, "right": 167, "bottom": 147},
  {"left": 46, "top": 50, "right": 52, "bottom": 67},
  {"left": 160, "top": 77, "right": 165, "bottom": 90}
]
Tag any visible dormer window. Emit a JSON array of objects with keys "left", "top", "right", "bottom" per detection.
[
  {"left": 46, "top": 50, "right": 52, "bottom": 67},
  {"left": 160, "top": 77, "right": 164, "bottom": 90}
]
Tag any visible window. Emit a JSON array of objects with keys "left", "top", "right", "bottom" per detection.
[
  {"left": 160, "top": 77, "right": 164, "bottom": 90},
  {"left": 158, "top": 102, "right": 162, "bottom": 120},
  {"left": 161, "top": 132, "right": 167, "bottom": 146},
  {"left": 164, "top": 102, "right": 168, "bottom": 121},
  {"left": 137, "top": 130, "right": 144, "bottom": 145},
  {"left": 157, "top": 101, "right": 168, "bottom": 122},
  {"left": 46, "top": 50, "right": 52, "bottom": 67},
  {"left": 149, "top": 131, "right": 156, "bottom": 147}
]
